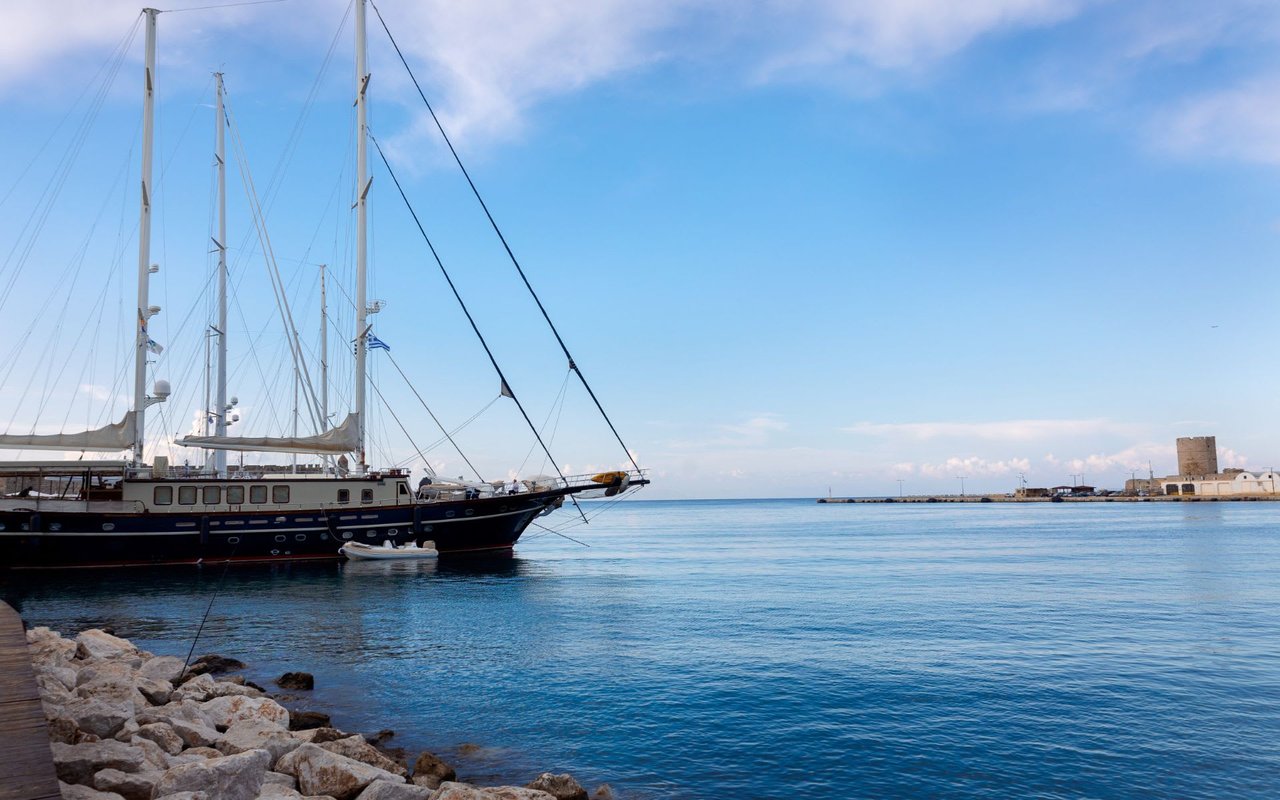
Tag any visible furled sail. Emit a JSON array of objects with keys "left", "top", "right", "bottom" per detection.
[
  {"left": 0, "top": 413, "right": 135, "bottom": 451},
  {"left": 179, "top": 412, "right": 358, "bottom": 454}
]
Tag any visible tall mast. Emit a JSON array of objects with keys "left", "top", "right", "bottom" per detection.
[
  {"left": 354, "top": 0, "right": 369, "bottom": 473},
  {"left": 132, "top": 8, "right": 160, "bottom": 465},
  {"left": 214, "top": 72, "right": 228, "bottom": 476},
  {"left": 320, "top": 263, "right": 329, "bottom": 474}
]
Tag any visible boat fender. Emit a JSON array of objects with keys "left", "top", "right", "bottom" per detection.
[
  {"left": 590, "top": 471, "right": 628, "bottom": 485},
  {"left": 28, "top": 512, "right": 41, "bottom": 532}
]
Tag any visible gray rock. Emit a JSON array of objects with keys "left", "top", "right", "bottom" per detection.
[
  {"left": 137, "top": 699, "right": 220, "bottom": 730},
  {"left": 292, "top": 727, "right": 350, "bottom": 744},
  {"left": 525, "top": 774, "right": 587, "bottom": 800},
  {"left": 169, "top": 717, "right": 223, "bottom": 748},
  {"left": 93, "top": 767, "right": 161, "bottom": 800},
  {"left": 318, "top": 736, "right": 406, "bottom": 778},
  {"left": 139, "top": 656, "right": 187, "bottom": 683},
  {"left": 152, "top": 793, "right": 209, "bottom": 800},
  {"left": 186, "top": 654, "right": 246, "bottom": 675},
  {"left": 75, "top": 676, "right": 148, "bottom": 713},
  {"left": 36, "top": 671, "right": 75, "bottom": 703},
  {"left": 219, "top": 718, "right": 304, "bottom": 765},
  {"left": 179, "top": 746, "right": 226, "bottom": 760},
  {"left": 199, "top": 694, "right": 290, "bottom": 730},
  {"left": 264, "top": 771, "right": 298, "bottom": 787},
  {"left": 57, "top": 780, "right": 126, "bottom": 800},
  {"left": 410, "top": 752, "right": 454, "bottom": 789},
  {"left": 136, "top": 676, "right": 174, "bottom": 706},
  {"left": 430, "top": 783, "right": 556, "bottom": 800},
  {"left": 46, "top": 712, "right": 80, "bottom": 744},
  {"left": 127, "top": 734, "right": 176, "bottom": 772},
  {"left": 75, "top": 629, "right": 138, "bottom": 662},
  {"left": 152, "top": 747, "right": 271, "bottom": 800},
  {"left": 173, "top": 674, "right": 221, "bottom": 703},
  {"left": 276, "top": 672, "right": 315, "bottom": 691},
  {"left": 28, "top": 627, "right": 78, "bottom": 667},
  {"left": 51, "top": 740, "right": 147, "bottom": 786},
  {"left": 112, "top": 719, "right": 141, "bottom": 743},
  {"left": 275, "top": 743, "right": 404, "bottom": 800},
  {"left": 354, "top": 781, "right": 432, "bottom": 799},
  {"left": 63, "top": 697, "right": 133, "bottom": 739},
  {"left": 38, "top": 663, "right": 79, "bottom": 691},
  {"left": 289, "top": 711, "right": 331, "bottom": 731},
  {"left": 136, "top": 722, "right": 185, "bottom": 755}
]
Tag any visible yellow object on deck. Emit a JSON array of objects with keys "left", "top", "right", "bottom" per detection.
[{"left": 591, "top": 471, "right": 628, "bottom": 484}]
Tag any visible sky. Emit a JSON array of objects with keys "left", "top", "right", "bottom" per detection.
[{"left": 0, "top": 0, "right": 1277, "bottom": 499}]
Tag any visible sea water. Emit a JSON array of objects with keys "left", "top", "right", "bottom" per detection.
[{"left": 5, "top": 499, "right": 1279, "bottom": 798}]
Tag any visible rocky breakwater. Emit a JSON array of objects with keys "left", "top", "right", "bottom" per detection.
[{"left": 27, "top": 626, "right": 609, "bottom": 800}]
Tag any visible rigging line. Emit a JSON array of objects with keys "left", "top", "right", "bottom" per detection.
[
  {"left": 518, "top": 368, "right": 571, "bottom": 476},
  {"left": 225, "top": 101, "right": 325, "bottom": 433},
  {"left": 527, "top": 522, "right": 591, "bottom": 548},
  {"left": 369, "top": 0, "right": 642, "bottom": 476},
  {"left": 385, "top": 352, "right": 482, "bottom": 483},
  {"left": 370, "top": 135, "right": 586, "bottom": 524},
  {"left": 162, "top": 0, "right": 287, "bottom": 12},
  {"left": 418, "top": 396, "right": 497, "bottom": 459},
  {"left": 0, "top": 17, "right": 142, "bottom": 213}
]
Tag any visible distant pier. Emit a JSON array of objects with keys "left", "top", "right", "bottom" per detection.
[{"left": 818, "top": 495, "right": 1280, "bottom": 504}]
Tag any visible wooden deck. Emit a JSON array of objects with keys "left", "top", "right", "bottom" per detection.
[{"left": 0, "top": 602, "right": 60, "bottom": 800}]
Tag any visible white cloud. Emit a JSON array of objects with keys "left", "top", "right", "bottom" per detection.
[
  {"left": 1155, "top": 78, "right": 1280, "bottom": 165},
  {"left": 755, "top": 0, "right": 1084, "bottom": 78},
  {"left": 843, "top": 418, "right": 1132, "bottom": 441},
  {"left": 916, "top": 455, "right": 1031, "bottom": 478}
]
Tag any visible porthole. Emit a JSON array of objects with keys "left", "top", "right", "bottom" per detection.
[
  {"left": 0, "top": 523, "right": 6, "bottom": 531},
  {"left": 228, "top": 536, "right": 240, "bottom": 544},
  {"left": 423, "top": 525, "right": 433, "bottom": 533},
  {"left": 275, "top": 516, "right": 287, "bottom": 523},
  {"left": 445, "top": 511, "right": 456, "bottom": 518},
  {"left": 388, "top": 528, "right": 398, "bottom": 535},
  {"left": 320, "top": 533, "right": 329, "bottom": 540},
  {"left": 274, "top": 535, "right": 286, "bottom": 543},
  {"left": 294, "top": 534, "right": 306, "bottom": 542},
  {"left": 20, "top": 524, "right": 28, "bottom": 531},
  {"left": 366, "top": 531, "right": 377, "bottom": 538},
  {"left": 49, "top": 523, "right": 62, "bottom": 531},
  {"left": 271, "top": 549, "right": 280, "bottom": 556},
  {"left": 500, "top": 506, "right": 507, "bottom": 512},
  {"left": 341, "top": 532, "right": 353, "bottom": 539},
  {"left": 465, "top": 509, "right": 475, "bottom": 516}
]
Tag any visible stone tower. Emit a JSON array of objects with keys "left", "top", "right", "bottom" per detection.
[{"left": 1176, "top": 436, "right": 1218, "bottom": 477}]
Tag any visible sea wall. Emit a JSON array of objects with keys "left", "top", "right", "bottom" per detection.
[{"left": 24, "top": 624, "right": 612, "bottom": 800}]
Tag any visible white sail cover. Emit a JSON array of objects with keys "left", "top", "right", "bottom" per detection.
[
  {"left": 0, "top": 413, "right": 135, "bottom": 451},
  {"left": 179, "top": 412, "right": 359, "bottom": 455}
]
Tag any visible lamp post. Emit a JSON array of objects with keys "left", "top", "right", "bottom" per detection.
[
  {"left": 956, "top": 475, "right": 967, "bottom": 497},
  {"left": 897, "top": 479, "right": 904, "bottom": 498}
]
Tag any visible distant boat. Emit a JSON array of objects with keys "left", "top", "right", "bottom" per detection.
[{"left": 0, "top": 2, "right": 646, "bottom": 569}]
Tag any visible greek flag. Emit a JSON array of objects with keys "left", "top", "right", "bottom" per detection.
[
  {"left": 367, "top": 333, "right": 390, "bottom": 352},
  {"left": 146, "top": 338, "right": 164, "bottom": 355}
]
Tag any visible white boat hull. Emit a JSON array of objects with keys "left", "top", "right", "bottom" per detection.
[{"left": 339, "top": 540, "right": 438, "bottom": 561}]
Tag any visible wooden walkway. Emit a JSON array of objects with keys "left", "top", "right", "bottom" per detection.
[{"left": 0, "top": 602, "right": 60, "bottom": 800}]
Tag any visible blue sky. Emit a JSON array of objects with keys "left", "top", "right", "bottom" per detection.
[{"left": 0, "top": 0, "right": 1277, "bottom": 498}]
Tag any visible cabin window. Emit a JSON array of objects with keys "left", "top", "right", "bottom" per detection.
[
  {"left": 337, "top": 489, "right": 350, "bottom": 504},
  {"left": 398, "top": 482, "right": 409, "bottom": 496},
  {"left": 178, "top": 486, "right": 197, "bottom": 505},
  {"left": 202, "top": 486, "right": 221, "bottom": 505},
  {"left": 272, "top": 485, "right": 290, "bottom": 503},
  {"left": 226, "top": 485, "right": 244, "bottom": 505},
  {"left": 154, "top": 486, "right": 173, "bottom": 505},
  {"left": 250, "top": 485, "right": 268, "bottom": 504},
  {"left": 361, "top": 488, "right": 374, "bottom": 504}
]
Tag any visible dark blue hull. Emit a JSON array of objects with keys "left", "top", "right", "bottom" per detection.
[{"left": 0, "top": 492, "right": 559, "bottom": 569}]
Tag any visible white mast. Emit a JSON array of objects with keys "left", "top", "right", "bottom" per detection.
[
  {"left": 354, "top": 0, "right": 369, "bottom": 473},
  {"left": 214, "top": 72, "right": 228, "bottom": 477},
  {"left": 132, "top": 8, "right": 160, "bottom": 466},
  {"left": 320, "top": 263, "right": 329, "bottom": 473}
]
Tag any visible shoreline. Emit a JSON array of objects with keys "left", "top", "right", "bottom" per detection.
[
  {"left": 818, "top": 494, "right": 1280, "bottom": 503},
  {"left": 15, "top": 614, "right": 610, "bottom": 800}
]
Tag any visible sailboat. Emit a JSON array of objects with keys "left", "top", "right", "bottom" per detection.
[{"left": 0, "top": 2, "right": 646, "bottom": 569}]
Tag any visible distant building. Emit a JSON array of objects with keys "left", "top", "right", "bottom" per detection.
[{"left": 1149, "top": 436, "right": 1277, "bottom": 497}]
